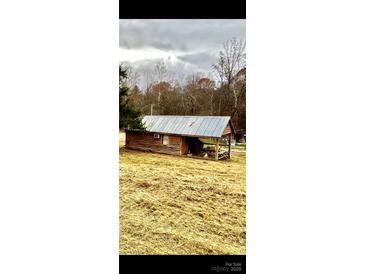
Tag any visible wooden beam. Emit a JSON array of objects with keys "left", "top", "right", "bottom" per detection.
[
  {"left": 180, "top": 137, "right": 183, "bottom": 156},
  {"left": 215, "top": 138, "right": 219, "bottom": 161},
  {"left": 228, "top": 133, "right": 231, "bottom": 159},
  {"left": 125, "top": 130, "right": 128, "bottom": 147}
]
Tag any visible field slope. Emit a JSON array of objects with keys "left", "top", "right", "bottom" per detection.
[{"left": 119, "top": 135, "right": 246, "bottom": 254}]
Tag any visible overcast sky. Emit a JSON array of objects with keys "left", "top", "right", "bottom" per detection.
[{"left": 119, "top": 19, "right": 246, "bottom": 89}]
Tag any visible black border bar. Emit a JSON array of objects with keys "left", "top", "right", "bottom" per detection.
[
  {"left": 119, "top": 255, "right": 246, "bottom": 273},
  {"left": 120, "top": 0, "right": 246, "bottom": 19}
]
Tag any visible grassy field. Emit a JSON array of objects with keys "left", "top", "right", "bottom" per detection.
[{"left": 119, "top": 132, "right": 246, "bottom": 254}]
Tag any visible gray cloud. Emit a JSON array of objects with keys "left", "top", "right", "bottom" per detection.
[
  {"left": 120, "top": 19, "right": 245, "bottom": 52},
  {"left": 177, "top": 52, "right": 217, "bottom": 71},
  {"left": 119, "top": 19, "right": 246, "bottom": 89}
]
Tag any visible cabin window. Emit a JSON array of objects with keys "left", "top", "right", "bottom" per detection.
[
  {"left": 163, "top": 135, "right": 169, "bottom": 145},
  {"left": 154, "top": 133, "right": 160, "bottom": 139}
]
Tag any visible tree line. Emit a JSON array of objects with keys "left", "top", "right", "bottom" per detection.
[{"left": 120, "top": 37, "right": 246, "bottom": 131}]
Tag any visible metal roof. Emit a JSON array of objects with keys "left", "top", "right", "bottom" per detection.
[{"left": 142, "top": 115, "right": 232, "bottom": 138}]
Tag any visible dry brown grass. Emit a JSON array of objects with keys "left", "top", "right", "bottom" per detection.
[{"left": 119, "top": 132, "right": 246, "bottom": 255}]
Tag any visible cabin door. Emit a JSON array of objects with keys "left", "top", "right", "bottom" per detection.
[{"left": 185, "top": 137, "right": 203, "bottom": 155}]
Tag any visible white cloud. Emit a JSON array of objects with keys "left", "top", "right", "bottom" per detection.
[{"left": 119, "top": 47, "right": 183, "bottom": 63}]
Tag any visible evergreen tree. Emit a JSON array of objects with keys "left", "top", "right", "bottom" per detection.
[{"left": 119, "top": 66, "right": 144, "bottom": 130}]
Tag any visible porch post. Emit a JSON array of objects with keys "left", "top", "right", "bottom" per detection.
[
  {"left": 180, "top": 137, "right": 184, "bottom": 156},
  {"left": 215, "top": 138, "right": 219, "bottom": 161},
  {"left": 228, "top": 134, "right": 231, "bottom": 159}
]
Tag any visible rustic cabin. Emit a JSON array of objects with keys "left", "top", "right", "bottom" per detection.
[{"left": 125, "top": 115, "right": 235, "bottom": 160}]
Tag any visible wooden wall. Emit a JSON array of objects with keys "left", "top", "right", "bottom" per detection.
[
  {"left": 222, "top": 123, "right": 233, "bottom": 135},
  {"left": 125, "top": 130, "right": 182, "bottom": 156},
  {"left": 168, "top": 135, "right": 182, "bottom": 145},
  {"left": 180, "top": 137, "right": 189, "bottom": 155}
]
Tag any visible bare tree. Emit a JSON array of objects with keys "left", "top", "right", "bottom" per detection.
[
  {"left": 214, "top": 38, "right": 245, "bottom": 85},
  {"left": 144, "top": 71, "right": 152, "bottom": 93},
  {"left": 213, "top": 38, "right": 246, "bottom": 120},
  {"left": 197, "top": 77, "right": 215, "bottom": 115},
  {"left": 153, "top": 60, "right": 168, "bottom": 107},
  {"left": 120, "top": 63, "right": 140, "bottom": 88}
]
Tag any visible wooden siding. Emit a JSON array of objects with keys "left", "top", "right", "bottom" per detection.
[
  {"left": 168, "top": 135, "right": 182, "bottom": 145},
  {"left": 126, "top": 131, "right": 181, "bottom": 156},
  {"left": 126, "top": 130, "right": 162, "bottom": 146},
  {"left": 180, "top": 137, "right": 189, "bottom": 155},
  {"left": 222, "top": 123, "right": 233, "bottom": 135}
]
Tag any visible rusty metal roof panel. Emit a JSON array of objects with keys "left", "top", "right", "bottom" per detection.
[{"left": 141, "top": 115, "right": 231, "bottom": 138}]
